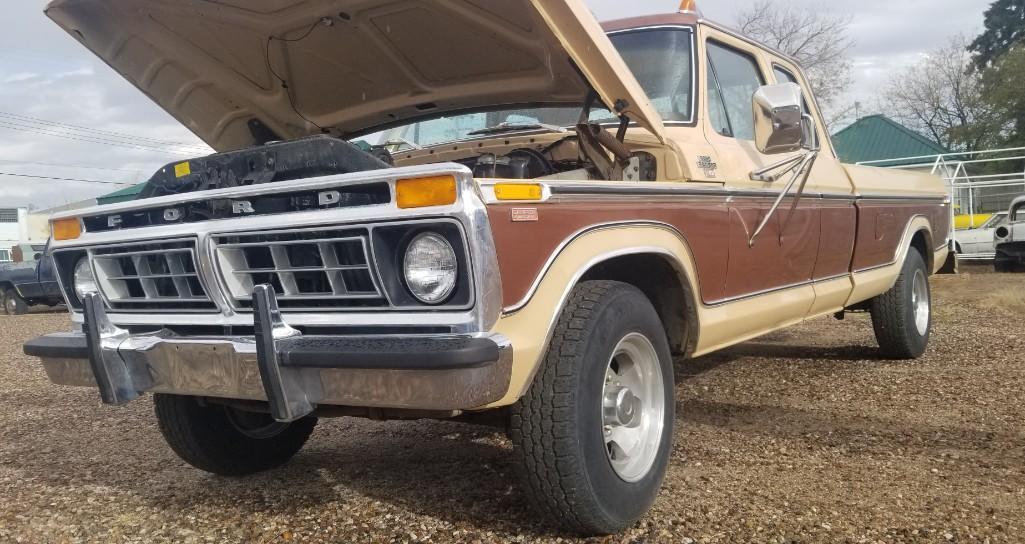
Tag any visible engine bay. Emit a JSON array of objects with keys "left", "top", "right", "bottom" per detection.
[{"left": 135, "top": 122, "right": 657, "bottom": 200}]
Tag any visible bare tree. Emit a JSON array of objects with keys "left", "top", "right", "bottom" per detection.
[
  {"left": 734, "top": 0, "right": 854, "bottom": 115},
  {"left": 881, "top": 36, "right": 997, "bottom": 151}
]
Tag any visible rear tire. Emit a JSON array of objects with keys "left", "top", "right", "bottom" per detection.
[
  {"left": 4, "top": 289, "right": 27, "bottom": 315},
  {"left": 870, "top": 248, "right": 931, "bottom": 359},
  {"left": 154, "top": 394, "right": 317, "bottom": 476},
  {"left": 509, "top": 280, "right": 674, "bottom": 535}
]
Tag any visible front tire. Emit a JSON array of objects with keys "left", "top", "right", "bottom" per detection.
[
  {"left": 509, "top": 280, "right": 674, "bottom": 535},
  {"left": 870, "top": 248, "right": 931, "bottom": 359},
  {"left": 4, "top": 289, "right": 27, "bottom": 315},
  {"left": 154, "top": 394, "right": 317, "bottom": 476}
]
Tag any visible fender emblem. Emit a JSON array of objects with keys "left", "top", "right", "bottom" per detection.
[
  {"left": 511, "top": 208, "right": 538, "bottom": 222},
  {"left": 697, "top": 155, "right": 718, "bottom": 177}
]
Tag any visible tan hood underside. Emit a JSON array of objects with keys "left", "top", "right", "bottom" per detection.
[{"left": 45, "top": 0, "right": 665, "bottom": 152}]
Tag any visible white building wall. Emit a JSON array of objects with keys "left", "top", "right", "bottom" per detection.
[{"left": 0, "top": 207, "right": 29, "bottom": 262}]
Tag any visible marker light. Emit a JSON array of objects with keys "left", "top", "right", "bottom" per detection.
[
  {"left": 494, "top": 183, "right": 543, "bottom": 201},
  {"left": 52, "top": 218, "right": 82, "bottom": 241},
  {"left": 679, "top": 0, "right": 701, "bottom": 14},
  {"left": 395, "top": 175, "right": 457, "bottom": 209}
]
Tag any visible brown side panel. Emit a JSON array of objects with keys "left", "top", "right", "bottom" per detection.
[
  {"left": 487, "top": 199, "right": 729, "bottom": 307},
  {"left": 852, "top": 201, "right": 948, "bottom": 271},
  {"left": 814, "top": 200, "right": 857, "bottom": 279},
  {"left": 724, "top": 196, "right": 820, "bottom": 299}
]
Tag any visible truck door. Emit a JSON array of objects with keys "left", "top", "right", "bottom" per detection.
[
  {"left": 700, "top": 34, "right": 819, "bottom": 315},
  {"left": 769, "top": 62, "right": 857, "bottom": 316}
]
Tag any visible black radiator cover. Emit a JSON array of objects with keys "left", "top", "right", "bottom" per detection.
[{"left": 138, "top": 135, "right": 391, "bottom": 198}]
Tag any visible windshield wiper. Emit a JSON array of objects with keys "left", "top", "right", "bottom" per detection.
[{"left": 466, "top": 122, "right": 569, "bottom": 137}]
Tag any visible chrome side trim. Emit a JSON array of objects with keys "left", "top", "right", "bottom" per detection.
[
  {"left": 480, "top": 180, "right": 944, "bottom": 204},
  {"left": 704, "top": 273, "right": 851, "bottom": 307}
]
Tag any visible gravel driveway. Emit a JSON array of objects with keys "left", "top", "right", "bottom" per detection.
[{"left": 1, "top": 272, "right": 1023, "bottom": 543}]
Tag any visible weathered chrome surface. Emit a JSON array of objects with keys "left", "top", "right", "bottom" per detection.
[
  {"left": 912, "top": 268, "right": 930, "bottom": 336},
  {"left": 38, "top": 331, "right": 512, "bottom": 411},
  {"left": 602, "top": 332, "right": 665, "bottom": 483},
  {"left": 48, "top": 163, "right": 503, "bottom": 334}
]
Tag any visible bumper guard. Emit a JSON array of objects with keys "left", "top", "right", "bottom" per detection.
[{"left": 25, "top": 287, "right": 511, "bottom": 422}]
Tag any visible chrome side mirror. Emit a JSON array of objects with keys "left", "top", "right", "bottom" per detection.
[{"left": 752, "top": 83, "right": 816, "bottom": 154}]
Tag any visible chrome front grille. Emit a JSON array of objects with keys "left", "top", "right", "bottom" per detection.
[
  {"left": 91, "top": 239, "right": 216, "bottom": 312},
  {"left": 212, "top": 227, "right": 387, "bottom": 311}
]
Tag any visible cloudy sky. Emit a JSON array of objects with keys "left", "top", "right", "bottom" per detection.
[{"left": 0, "top": 0, "right": 992, "bottom": 210}]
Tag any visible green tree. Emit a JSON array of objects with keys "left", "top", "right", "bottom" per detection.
[
  {"left": 979, "top": 45, "right": 1025, "bottom": 147},
  {"left": 970, "top": 0, "right": 1025, "bottom": 68},
  {"left": 881, "top": 36, "right": 999, "bottom": 152}
]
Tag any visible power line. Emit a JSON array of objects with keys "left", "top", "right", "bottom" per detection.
[
  {"left": 0, "top": 110, "right": 211, "bottom": 151},
  {"left": 0, "top": 121, "right": 200, "bottom": 157},
  {"left": 0, "top": 158, "right": 145, "bottom": 174},
  {"left": 0, "top": 171, "right": 136, "bottom": 186}
]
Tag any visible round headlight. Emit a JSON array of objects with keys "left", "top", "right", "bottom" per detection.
[
  {"left": 403, "top": 232, "right": 457, "bottom": 304},
  {"left": 73, "top": 257, "right": 98, "bottom": 300}
]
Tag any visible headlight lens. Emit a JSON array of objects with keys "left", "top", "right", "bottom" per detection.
[
  {"left": 73, "top": 257, "right": 98, "bottom": 300},
  {"left": 402, "top": 232, "right": 457, "bottom": 304}
]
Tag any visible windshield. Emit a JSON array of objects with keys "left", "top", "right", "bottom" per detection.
[{"left": 366, "top": 27, "right": 694, "bottom": 148}]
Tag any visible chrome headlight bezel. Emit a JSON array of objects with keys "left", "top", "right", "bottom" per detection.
[
  {"left": 402, "top": 231, "right": 458, "bottom": 305},
  {"left": 72, "top": 256, "right": 98, "bottom": 300}
]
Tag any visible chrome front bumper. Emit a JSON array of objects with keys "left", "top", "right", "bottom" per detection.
[{"left": 25, "top": 289, "right": 511, "bottom": 422}]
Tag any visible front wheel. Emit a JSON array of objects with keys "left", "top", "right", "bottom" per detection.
[
  {"left": 4, "top": 289, "right": 27, "bottom": 315},
  {"left": 154, "top": 394, "right": 317, "bottom": 476},
  {"left": 509, "top": 280, "right": 674, "bottom": 535},
  {"left": 870, "top": 248, "right": 931, "bottom": 359}
]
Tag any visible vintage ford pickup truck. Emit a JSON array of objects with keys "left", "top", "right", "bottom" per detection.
[{"left": 25, "top": 0, "right": 953, "bottom": 534}]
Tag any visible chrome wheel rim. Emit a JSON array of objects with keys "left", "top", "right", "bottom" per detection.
[
  {"left": 912, "top": 268, "right": 930, "bottom": 336},
  {"left": 224, "top": 407, "right": 289, "bottom": 439},
  {"left": 601, "top": 332, "right": 665, "bottom": 482},
  {"left": 4, "top": 296, "right": 15, "bottom": 315}
]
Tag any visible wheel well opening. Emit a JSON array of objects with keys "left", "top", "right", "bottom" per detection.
[
  {"left": 911, "top": 230, "right": 932, "bottom": 271},
  {"left": 580, "top": 253, "right": 697, "bottom": 356}
]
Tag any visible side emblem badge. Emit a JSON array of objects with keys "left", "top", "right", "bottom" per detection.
[
  {"left": 511, "top": 208, "right": 539, "bottom": 222},
  {"left": 697, "top": 155, "right": 718, "bottom": 178}
]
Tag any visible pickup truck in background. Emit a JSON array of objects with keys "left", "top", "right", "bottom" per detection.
[
  {"left": 0, "top": 242, "right": 63, "bottom": 315},
  {"left": 994, "top": 195, "right": 1025, "bottom": 272},
  {"left": 24, "top": 0, "right": 955, "bottom": 534}
]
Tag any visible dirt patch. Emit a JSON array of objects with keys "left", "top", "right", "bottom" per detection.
[{"left": 0, "top": 273, "right": 1023, "bottom": 543}]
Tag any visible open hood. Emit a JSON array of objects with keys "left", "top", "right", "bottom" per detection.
[{"left": 45, "top": 0, "right": 666, "bottom": 152}]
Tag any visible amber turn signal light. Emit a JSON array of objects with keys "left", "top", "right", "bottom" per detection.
[
  {"left": 494, "top": 183, "right": 543, "bottom": 201},
  {"left": 395, "top": 175, "right": 457, "bottom": 209},
  {"left": 51, "top": 218, "right": 82, "bottom": 241}
]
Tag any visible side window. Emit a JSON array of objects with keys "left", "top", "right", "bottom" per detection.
[
  {"left": 706, "top": 41, "right": 764, "bottom": 141},
  {"left": 773, "top": 65, "right": 811, "bottom": 112},
  {"left": 773, "top": 66, "right": 799, "bottom": 86},
  {"left": 707, "top": 65, "right": 732, "bottom": 137}
]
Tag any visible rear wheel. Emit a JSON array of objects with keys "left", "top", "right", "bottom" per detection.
[
  {"left": 509, "top": 280, "right": 674, "bottom": 535},
  {"left": 4, "top": 289, "right": 27, "bottom": 315},
  {"left": 870, "top": 248, "right": 931, "bottom": 359},
  {"left": 154, "top": 394, "right": 317, "bottom": 476}
]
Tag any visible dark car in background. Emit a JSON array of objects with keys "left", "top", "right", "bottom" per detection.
[{"left": 0, "top": 241, "right": 63, "bottom": 314}]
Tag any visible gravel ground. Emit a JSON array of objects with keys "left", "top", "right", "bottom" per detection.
[{"left": 1, "top": 272, "right": 1023, "bottom": 543}]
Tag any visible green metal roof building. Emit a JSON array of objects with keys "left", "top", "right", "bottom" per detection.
[
  {"left": 96, "top": 183, "right": 145, "bottom": 205},
  {"left": 831, "top": 115, "right": 948, "bottom": 167}
]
